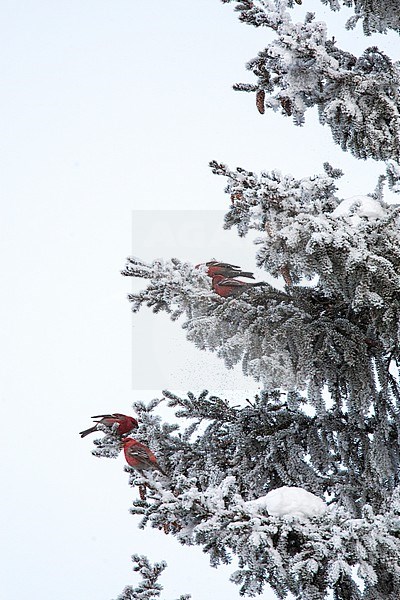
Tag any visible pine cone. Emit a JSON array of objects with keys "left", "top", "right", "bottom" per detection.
[
  {"left": 139, "top": 484, "right": 147, "bottom": 501},
  {"left": 280, "top": 265, "right": 293, "bottom": 286},
  {"left": 163, "top": 522, "right": 170, "bottom": 535},
  {"left": 280, "top": 97, "right": 293, "bottom": 116},
  {"left": 230, "top": 191, "right": 243, "bottom": 203},
  {"left": 264, "top": 221, "right": 273, "bottom": 236},
  {"left": 256, "top": 90, "right": 265, "bottom": 114}
]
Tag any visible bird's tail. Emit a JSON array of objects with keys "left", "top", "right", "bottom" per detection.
[
  {"left": 79, "top": 426, "right": 98, "bottom": 438},
  {"left": 238, "top": 271, "right": 255, "bottom": 279},
  {"left": 253, "top": 281, "right": 268, "bottom": 287}
]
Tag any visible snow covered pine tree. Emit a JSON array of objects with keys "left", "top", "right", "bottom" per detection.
[{"left": 90, "top": 1, "right": 400, "bottom": 599}]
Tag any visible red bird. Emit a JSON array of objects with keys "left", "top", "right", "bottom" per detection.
[
  {"left": 212, "top": 274, "right": 267, "bottom": 298},
  {"left": 79, "top": 413, "right": 138, "bottom": 438},
  {"left": 121, "top": 437, "right": 167, "bottom": 475},
  {"left": 196, "top": 261, "right": 255, "bottom": 280}
]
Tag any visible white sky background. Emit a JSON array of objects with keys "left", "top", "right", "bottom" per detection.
[{"left": 1, "top": 1, "right": 399, "bottom": 599}]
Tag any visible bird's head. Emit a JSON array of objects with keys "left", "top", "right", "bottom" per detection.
[
  {"left": 111, "top": 413, "right": 139, "bottom": 428},
  {"left": 119, "top": 437, "right": 136, "bottom": 448}
]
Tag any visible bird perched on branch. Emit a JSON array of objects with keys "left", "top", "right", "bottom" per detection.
[
  {"left": 121, "top": 437, "right": 167, "bottom": 476},
  {"left": 79, "top": 413, "right": 138, "bottom": 438},
  {"left": 212, "top": 274, "right": 267, "bottom": 298},
  {"left": 196, "top": 261, "right": 255, "bottom": 280}
]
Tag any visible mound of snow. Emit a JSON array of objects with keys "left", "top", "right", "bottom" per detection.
[
  {"left": 245, "top": 486, "right": 328, "bottom": 519},
  {"left": 332, "top": 195, "right": 386, "bottom": 222}
]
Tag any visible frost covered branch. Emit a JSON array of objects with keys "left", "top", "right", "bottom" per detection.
[
  {"left": 318, "top": 0, "right": 400, "bottom": 35},
  {"left": 103, "top": 393, "right": 400, "bottom": 600},
  {"left": 123, "top": 164, "right": 400, "bottom": 413},
  {"left": 223, "top": 0, "right": 400, "bottom": 35},
  {"left": 222, "top": 1, "right": 400, "bottom": 164},
  {"left": 114, "top": 554, "right": 190, "bottom": 600}
]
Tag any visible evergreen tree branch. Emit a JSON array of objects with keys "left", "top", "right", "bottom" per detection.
[
  {"left": 114, "top": 554, "right": 190, "bottom": 600},
  {"left": 100, "top": 386, "right": 400, "bottom": 598},
  {"left": 221, "top": 1, "right": 400, "bottom": 163},
  {"left": 114, "top": 398, "right": 400, "bottom": 600},
  {"left": 318, "top": 0, "right": 400, "bottom": 35}
]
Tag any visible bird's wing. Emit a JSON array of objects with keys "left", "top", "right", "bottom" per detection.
[
  {"left": 91, "top": 413, "right": 126, "bottom": 420},
  {"left": 91, "top": 414, "right": 114, "bottom": 419},
  {"left": 237, "top": 271, "right": 255, "bottom": 279},
  {"left": 209, "top": 261, "right": 241, "bottom": 269},
  {"left": 218, "top": 278, "right": 246, "bottom": 287},
  {"left": 127, "top": 445, "right": 156, "bottom": 463}
]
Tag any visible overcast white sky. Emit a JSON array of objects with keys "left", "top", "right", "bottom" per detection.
[{"left": 1, "top": 1, "right": 399, "bottom": 599}]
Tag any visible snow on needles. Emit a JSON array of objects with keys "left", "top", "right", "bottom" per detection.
[
  {"left": 331, "top": 195, "right": 386, "bottom": 225},
  {"left": 245, "top": 486, "right": 328, "bottom": 519}
]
